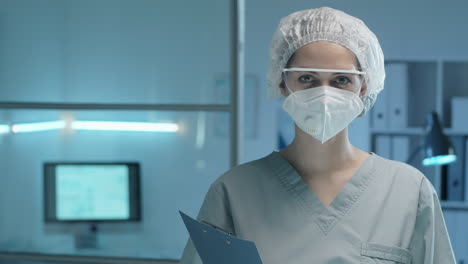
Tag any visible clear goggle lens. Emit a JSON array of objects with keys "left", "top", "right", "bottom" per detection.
[{"left": 282, "top": 68, "right": 366, "bottom": 93}]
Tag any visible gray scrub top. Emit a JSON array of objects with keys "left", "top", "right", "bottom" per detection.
[{"left": 180, "top": 151, "right": 456, "bottom": 264}]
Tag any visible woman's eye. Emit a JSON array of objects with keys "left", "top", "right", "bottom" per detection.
[
  {"left": 298, "top": 75, "right": 315, "bottom": 83},
  {"left": 335, "top": 76, "right": 352, "bottom": 85}
]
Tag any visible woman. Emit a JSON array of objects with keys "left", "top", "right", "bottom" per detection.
[{"left": 180, "top": 7, "right": 456, "bottom": 264}]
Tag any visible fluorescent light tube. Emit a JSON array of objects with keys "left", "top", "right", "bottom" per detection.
[
  {"left": 71, "top": 121, "right": 178, "bottom": 132},
  {"left": 0, "top": 125, "right": 10, "bottom": 134},
  {"left": 12, "top": 121, "right": 66, "bottom": 133}
]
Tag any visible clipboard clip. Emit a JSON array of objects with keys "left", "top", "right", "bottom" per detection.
[{"left": 201, "top": 220, "right": 234, "bottom": 236}]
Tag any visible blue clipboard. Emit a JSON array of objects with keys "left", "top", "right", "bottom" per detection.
[{"left": 179, "top": 211, "right": 263, "bottom": 264}]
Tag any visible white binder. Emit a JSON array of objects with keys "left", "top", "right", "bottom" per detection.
[
  {"left": 375, "top": 135, "right": 392, "bottom": 159},
  {"left": 392, "top": 136, "right": 410, "bottom": 163},
  {"left": 386, "top": 63, "right": 408, "bottom": 128},
  {"left": 371, "top": 81, "right": 389, "bottom": 129}
]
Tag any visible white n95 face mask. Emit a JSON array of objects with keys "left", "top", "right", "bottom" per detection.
[{"left": 282, "top": 86, "right": 364, "bottom": 144}]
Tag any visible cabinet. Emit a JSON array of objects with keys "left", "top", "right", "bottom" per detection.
[{"left": 369, "top": 59, "right": 468, "bottom": 263}]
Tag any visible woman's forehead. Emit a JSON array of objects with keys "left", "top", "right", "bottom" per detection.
[{"left": 289, "top": 41, "right": 359, "bottom": 70}]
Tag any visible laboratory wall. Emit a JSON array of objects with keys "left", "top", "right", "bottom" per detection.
[
  {"left": 0, "top": 0, "right": 231, "bottom": 104},
  {"left": 0, "top": 0, "right": 231, "bottom": 260}
]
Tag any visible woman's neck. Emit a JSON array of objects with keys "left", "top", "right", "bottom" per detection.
[{"left": 279, "top": 125, "right": 366, "bottom": 177}]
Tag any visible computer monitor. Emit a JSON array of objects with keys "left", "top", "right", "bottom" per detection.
[{"left": 43, "top": 162, "right": 141, "bottom": 222}]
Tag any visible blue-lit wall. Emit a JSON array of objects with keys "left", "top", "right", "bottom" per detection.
[
  {"left": 0, "top": 0, "right": 232, "bottom": 259},
  {"left": 1, "top": 0, "right": 468, "bottom": 261}
]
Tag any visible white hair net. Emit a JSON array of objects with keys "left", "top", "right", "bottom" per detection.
[{"left": 268, "top": 7, "right": 385, "bottom": 116}]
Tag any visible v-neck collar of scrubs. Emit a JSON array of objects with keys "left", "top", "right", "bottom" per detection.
[{"left": 268, "top": 151, "right": 377, "bottom": 236}]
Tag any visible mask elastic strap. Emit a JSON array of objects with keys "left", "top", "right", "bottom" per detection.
[
  {"left": 356, "top": 78, "right": 366, "bottom": 99},
  {"left": 282, "top": 72, "right": 297, "bottom": 99},
  {"left": 356, "top": 83, "right": 363, "bottom": 97},
  {"left": 286, "top": 86, "right": 297, "bottom": 98}
]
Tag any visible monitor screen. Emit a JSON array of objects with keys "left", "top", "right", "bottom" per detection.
[{"left": 44, "top": 162, "right": 141, "bottom": 222}]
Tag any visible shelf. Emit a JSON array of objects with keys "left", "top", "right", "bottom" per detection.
[
  {"left": 444, "top": 129, "right": 468, "bottom": 136},
  {"left": 370, "top": 127, "right": 468, "bottom": 136},
  {"left": 441, "top": 201, "right": 468, "bottom": 210},
  {"left": 0, "top": 251, "right": 177, "bottom": 264},
  {"left": 369, "top": 128, "right": 425, "bottom": 135}
]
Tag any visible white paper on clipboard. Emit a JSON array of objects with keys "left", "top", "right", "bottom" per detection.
[{"left": 179, "top": 211, "right": 263, "bottom": 264}]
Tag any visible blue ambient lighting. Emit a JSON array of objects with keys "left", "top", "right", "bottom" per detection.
[
  {"left": 71, "top": 121, "right": 179, "bottom": 132},
  {"left": 0, "top": 125, "right": 10, "bottom": 134},
  {"left": 422, "top": 154, "right": 457, "bottom": 166},
  {"left": 11, "top": 121, "right": 66, "bottom": 133}
]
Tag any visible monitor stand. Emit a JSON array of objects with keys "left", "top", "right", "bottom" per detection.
[{"left": 74, "top": 222, "right": 98, "bottom": 249}]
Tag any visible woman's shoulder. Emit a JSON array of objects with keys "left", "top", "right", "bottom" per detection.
[
  {"left": 211, "top": 151, "right": 280, "bottom": 189},
  {"left": 371, "top": 152, "right": 426, "bottom": 188},
  {"left": 372, "top": 154, "right": 442, "bottom": 210}
]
